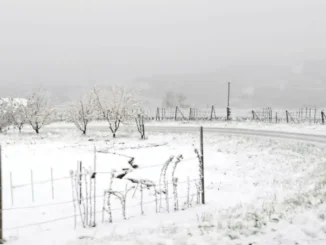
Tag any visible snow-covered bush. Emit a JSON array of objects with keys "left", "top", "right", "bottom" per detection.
[
  {"left": 24, "top": 90, "right": 55, "bottom": 134},
  {"left": 92, "top": 86, "right": 141, "bottom": 138}
]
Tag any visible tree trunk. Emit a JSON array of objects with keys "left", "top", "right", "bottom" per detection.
[
  {"left": 35, "top": 128, "right": 39, "bottom": 134},
  {"left": 19, "top": 127, "right": 22, "bottom": 133},
  {"left": 113, "top": 133, "right": 116, "bottom": 138}
]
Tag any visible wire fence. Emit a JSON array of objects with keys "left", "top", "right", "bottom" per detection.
[
  {"left": 2, "top": 191, "right": 199, "bottom": 231},
  {"left": 10, "top": 157, "right": 197, "bottom": 191},
  {"left": 53, "top": 105, "right": 326, "bottom": 125},
  {"left": 3, "top": 154, "right": 202, "bottom": 232}
]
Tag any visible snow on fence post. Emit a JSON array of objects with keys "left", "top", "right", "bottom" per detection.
[
  {"left": 51, "top": 168, "right": 54, "bottom": 200},
  {"left": 10, "top": 172, "right": 14, "bottom": 206},
  {"left": 70, "top": 171, "right": 77, "bottom": 229},
  {"left": 79, "top": 161, "right": 82, "bottom": 205},
  {"left": 31, "top": 169, "right": 34, "bottom": 202},
  {"left": 200, "top": 126, "right": 205, "bottom": 205}
]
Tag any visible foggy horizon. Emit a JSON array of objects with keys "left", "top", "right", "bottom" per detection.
[{"left": 1, "top": 0, "right": 326, "bottom": 108}]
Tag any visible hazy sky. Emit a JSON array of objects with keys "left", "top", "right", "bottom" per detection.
[{"left": 1, "top": 0, "right": 326, "bottom": 106}]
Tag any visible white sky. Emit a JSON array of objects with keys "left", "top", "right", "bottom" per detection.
[{"left": 0, "top": 0, "right": 326, "bottom": 106}]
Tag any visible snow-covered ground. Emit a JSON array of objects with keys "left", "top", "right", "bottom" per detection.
[{"left": 1, "top": 122, "right": 326, "bottom": 244}]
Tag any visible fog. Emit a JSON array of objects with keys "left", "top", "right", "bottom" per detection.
[{"left": 1, "top": 0, "right": 326, "bottom": 107}]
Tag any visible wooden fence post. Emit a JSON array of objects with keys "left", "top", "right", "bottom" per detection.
[
  {"left": 210, "top": 106, "right": 214, "bottom": 120},
  {"left": 286, "top": 111, "right": 289, "bottom": 123},
  {"left": 175, "top": 107, "right": 178, "bottom": 121}
]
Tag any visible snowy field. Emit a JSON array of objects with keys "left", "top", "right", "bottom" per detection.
[{"left": 1, "top": 122, "right": 326, "bottom": 244}]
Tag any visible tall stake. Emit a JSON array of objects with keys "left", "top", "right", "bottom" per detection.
[
  {"left": 227, "top": 82, "right": 230, "bottom": 108},
  {"left": 0, "top": 146, "right": 3, "bottom": 243},
  {"left": 79, "top": 161, "right": 82, "bottom": 205},
  {"left": 175, "top": 106, "right": 178, "bottom": 121},
  {"left": 200, "top": 127, "right": 205, "bottom": 204}
]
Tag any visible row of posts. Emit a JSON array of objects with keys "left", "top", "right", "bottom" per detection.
[{"left": 155, "top": 106, "right": 231, "bottom": 121}]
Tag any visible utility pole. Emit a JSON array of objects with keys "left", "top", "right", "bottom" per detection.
[
  {"left": 227, "top": 82, "right": 230, "bottom": 107},
  {"left": 227, "top": 82, "right": 231, "bottom": 120}
]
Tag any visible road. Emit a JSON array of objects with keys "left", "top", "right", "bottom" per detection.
[{"left": 139, "top": 125, "right": 326, "bottom": 144}]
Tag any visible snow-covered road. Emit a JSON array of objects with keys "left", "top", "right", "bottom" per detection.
[
  {"left": 143, "top": 126, "right": 326, "bottom": 144},
  {"left": 47, "top": 122, "right": 326, "bottom": 144}
]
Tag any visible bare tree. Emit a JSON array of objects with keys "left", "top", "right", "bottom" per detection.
[
  {"left": 68, "top": 93, "right": 95, "bottom": 135},
  {"left": 8, "top": 98, "right": 27, "bottom": 133},
  {"left": 93, "top": 86, "right": 140, "bottom": 138},
  {"left": 24, "top": 91, "right": 55, "bottom": 134},
  {"left": 135, "top": 114, "right": 145, "bottom": 139}
]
